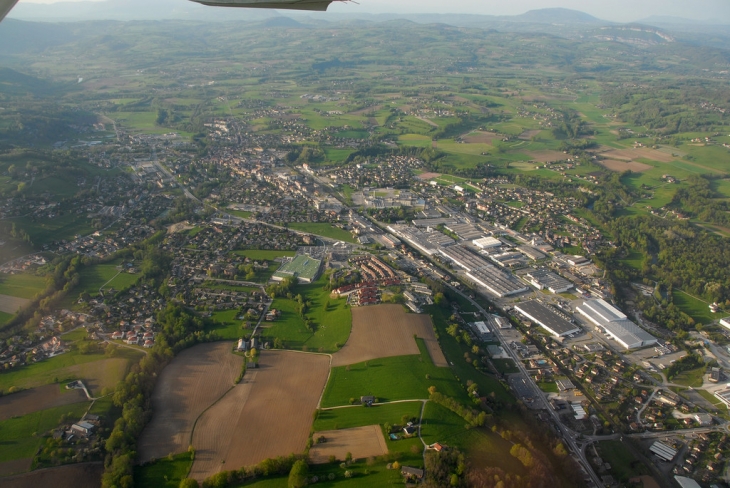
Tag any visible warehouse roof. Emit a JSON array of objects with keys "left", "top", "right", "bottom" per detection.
[
  {"left": 577, "top": 299, "right": 656, "bottom": 349},
  {"left": 515, "top": 300, "right": 580, "bottom": 337},
  {"left": 466, "top": 267, "right": 529, "bottom": 298}
]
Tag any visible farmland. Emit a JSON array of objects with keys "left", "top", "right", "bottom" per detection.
[
  {"left": 138, "top": 342, "right": 243, "bottom": 463},
  {"left": 189, "top": 350, "right": 330, "bottom": 481},
  {"left": 331, "top": 304, "right": 446, "bottom": 367},
  {"left": 308, "top": 425, "right": 388, "bottom": 464},
  {"left": 0, "top": 273, "right": 46, "bottom": 299},
  {"left": 1, "top": 462, "right": 104, "bottom": 488},
  {"left": 0, "top": 383, "right": 87, "bottom": 421}
]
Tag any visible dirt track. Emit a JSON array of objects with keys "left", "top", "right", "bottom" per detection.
[
  {"left": 0, "top": 294, "right": 29, "bottom": 314},
  {"left": 332, "top": 304, "right": 447, "bottom": 367},
  {"left": 189, "top": 350, "right": 329, "bottom": 481},
  {"left": 308, "top": 425, "right": 388, "bottom": 464},
  {"left": 0, "top": 384, "right": 87, "bottom": 421},
  {"left": 138, "top": 342, "right": 243, "bottom": 463},
  {"left": 0, "top": 462, "right": 102, "bottom": 488}
]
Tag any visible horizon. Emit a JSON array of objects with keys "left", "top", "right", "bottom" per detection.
[{"left": 13, "top": 0, "right": 730, "bottom": 24}]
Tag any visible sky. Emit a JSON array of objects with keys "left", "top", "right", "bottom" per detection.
[{"left": 17, "top": 0, "right": 730, "bottom": 23}]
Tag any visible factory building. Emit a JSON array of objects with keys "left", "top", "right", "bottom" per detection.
[{"left": 576, "top": 299, "right": 657, "bottom": 350}]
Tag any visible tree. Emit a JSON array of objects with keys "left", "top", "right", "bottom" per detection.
[
  {"left": 288, "top": 460, "right": 309, "bottom": 488},
  {"left": 179, "top": 479, "right": 199, "bottom": 488}
]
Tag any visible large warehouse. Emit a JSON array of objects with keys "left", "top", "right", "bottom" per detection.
[
  {"left": 576, "top": 299, "right": 657, "bottom": 350},
  {"left": 514, "top": 300, "right": 580, "bottom": 338},
  {"left": 272, "top": 255, "right": 322, "bottom": 283},
  {"left": 439, "top": 245, "right": 492, "bottom": 272},
  {"left": 466, "top": 267, "right": 529, "bottom": 298},
  {"left": 524, "top": 269, "right": 573, "bottom": 294}
]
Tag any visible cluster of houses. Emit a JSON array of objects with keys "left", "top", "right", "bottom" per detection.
[{"left": 110, "top": 317, "right": 157, "bottom": 348}]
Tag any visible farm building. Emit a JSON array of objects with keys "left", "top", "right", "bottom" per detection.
[
  {"left": 71, "top": 421, "right": 95, "bottom": 437},
  {"left": 466, "top": 267, "right": 529, "bottom": 298},
  {"left": 524, "top": 269, "right": 573, "bottom": 294},
  {"left": 514, "top": 301, "right": 580, "bottom": 338},
  {"left": 401, "top": 466, "right": 424, "bottom": 481},
  {"left": 576, "top": 299, "right": 657, "bottom": 350},
  {"left": 272, "top": 254, "right": 322, "bottom": 284}
]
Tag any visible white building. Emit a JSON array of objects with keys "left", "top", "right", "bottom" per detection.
[
  {"left": 650, "top": 441, "right": 677, "bottom": 462},
  {"left": 720, "top": 317, "right": 730, "bottom": 330},
  {"left": 576, "top": 299, "right": 657, "bottom": 350},
  {"left": 473, "top": 236, "right": 502, "bottom": 249}
]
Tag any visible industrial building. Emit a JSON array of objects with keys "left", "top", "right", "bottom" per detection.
[
  {"left": 524, "top": 269, "right": 573, "bottom": 294},
  {"left": 650, "top": 441, "right": 677, "bottom": 462},
  {"left": 387, "top": 225, "right": 455, "bottom": 256},
  {"left": 439, "top": 245, "right": 492, "bottom": 272},
  {"left": 576, "top": 299, "right": 657, "bottom": 350},
  {"left": 473, "top": 236, "right": 502, "bottom": 249},
  {"left": 443, "top": 222, "right": 484, "bottom": 241},
  {"left": 720, "top": 317, "right": 730, "bottom": 330},
  {"left": 466, "top": 267, "right": 529, "bottom": 298},
  {"left": 272, "top": 255, "right": 322, "bottom": 283},
  {"left": 514, "top": 301, "right": 580, "bottom": 337}
]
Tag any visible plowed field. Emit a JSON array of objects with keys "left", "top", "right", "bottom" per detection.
[
  {"left": 0, "top": 294, "right": 28, "bottom": 314},
  {"left": 308, "top": 425, "right": 388, "bottom": 464},
  {"left": 1, "top": 462, "right": 103, "bottom": 488},
  {"left": 332, "top": 304, "right": 447, "bottom": 367},
  {"left": 138, "top": 342, "right": 243, "bottom": 463},
  {"left": 0, "top": 384, "right": 87, "bottom": 421},
  {"left": 188, "top": 351, "right": 329, "bottom": 481}
]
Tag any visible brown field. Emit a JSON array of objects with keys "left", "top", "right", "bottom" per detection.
[
  {"left": 137, "top": 342, "right": 243, "bottom": 463},
  {"left": 308, "top": 425, "right": 388, "bottom": 464},
  {"left": 0, "top": 458, "right": 32, "bottom": 478},
  {"left": 9, "top": 357, "right": 135, "bottom": 395},
  {"left": 189, "top": 350, "right": 330, "bottom": 481},
  {"left": 1, "top": 462, "right": 102, "bottom": 488},
  {"left": 463, "top": 131, "right": 498, "bottom": 144},
  {"left": 332, "top": 304, "right": 447, "bottom": 367},
  {"left": 0, "top": 384, "right": 87, "bottom": 421},
  {"left": 525, "top": 150, "right": 569, "bottom": 163},
  {"left": 598, "top": 159, "right": 653, "bottom": 173},
  {"left": 600, "top": 147, "right": 676, "bottom": 163},
  {"left": 0, "top": 294, "right": 29, "bottom": 314},
  {"left": 416, "top": 172, "right": 442, "bottom": 180}
]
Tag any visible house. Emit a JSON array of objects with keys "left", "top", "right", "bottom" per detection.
[
  {"left": 361, "top": 395, "right": 375, "bottom": 406},
  {"left": 403, "top": 426, "right": 417, "bottom": 436},
  {"left": 401, "top": 466, "right": 424, "bottom": 481}
]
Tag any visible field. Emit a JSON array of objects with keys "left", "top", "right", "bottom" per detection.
[
  {"left": 286, "top": 223, "right": 356, "bottom": 244},
  {"left": 0, "top": 294, "right": 29, "bottom": 314},
  {"left": 135, "top": 451, "right": 194, "bottom": 488},
  {"left": 138, "top": 342, "right": 243, "bottom": 463},
  {"left": 322, "top": 339, "right": 466, "bottom": 408},
  {"left": 0, "top": 462, "right": 103, "bottom": 488},
  {"left": 314, "top": 402, "right": 423, "bottom": 432},
  {"left": 331, "top": 304, "right": 447, "bottom": 367},
  {"left": 0, "top": 383, "right": 87, "bottom": 421},
  {"left": 309, "top": 425, "right": 388, "bottom": 464},
  {"left": 0, "top": 347, "right": 142, "bottom": 396},
  {"left": 0, "top": 273, "right": 46, "bottom": 299},
  {"left": 259, "top": 277, "right": 351, "bottom": 353},
  {"left": 672, "top": 290, "right": 723, "bottom": 324},
  {"left": 596, "top": 440, "right": 649, "bottom": 482},
  {"left": 598, "top": 159, "right": 653, "bottom": 173},
  {"left": 188, "top": 350, "right": 330, "bottom": 482}
]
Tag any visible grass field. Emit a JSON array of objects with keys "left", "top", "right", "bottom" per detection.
[
  {"left": 135, "top": 451, "right": 194, "bottom": 488},
  {"left": 314, "top": 402, "right": 422, "bottom": 432},
  {"left": 321, "top": 339, "right": 467, "bottom": 407},
  {"left": 260, "top": 277, "right": 351, "bottom": 352},
  {"left": 0, "top": 402, "right": 90, "bottom": 463},
  {"left": 671, "top": 366, "right": 705, "bottom": 388},
  {"left": 672, "top": 290, "right": 723, "bottom": 324},
  {"left": 11, "top": 213, "right": 94, "bottom": 246},
  {"left": 697, "top": 389, "right": 727, "bottom": 410},
  {"left": 286, "top": 223, "right": 356, "bottom": 244},
  {"left": 234, "top": 250, "right": 296, "bottom": 261},
  {"left": 0, "top": 273, "right": 47, "bottom": 299},
  {"left": 597, "top": 440, "right": 649, "bottom": 482},
  {"left": 209, "top": 309, "right": 247, "bottom": 340},
  {"left": 0, "top": 310, "right": 14, "bottom": 327}
]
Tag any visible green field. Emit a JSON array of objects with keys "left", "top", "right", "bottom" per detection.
[
  {"left": 314, "top": 402, "right": 423, "bottom": 432},
  {"left": 0, "top": 402, "right": 90, "bottom": 462},
  {"left": 673, "top": 290, "right": 723, "bottom": 324},
  {"left": 671, "top": 366, "right": 706, "bottom": 388},
  {"left": 0, "top": 310, "right": 13, "bottom": 327},
  {"left": 321, "top": 340, "right": 468, "bottom": 408},
  {"left": 286, "top": 223, "right": 357, "bottom": 244},
  {"left": 596, "top": 441, "right": 649, "bottom": 482},
  {"left": 0, "top": 273, "right": 47, "bottom": 299},
  {"left": 234, "top": 250, "right": 296, "bottom": 261},
  {"left": 209, "top": 309, "right": 247, "bottom": 340},
  {"left": 135, "top": 451, "right": 194, "bottom": 488},
  {"left": 260, "top": 277, "right": 351, "bottom": 352},
  {"left": 11, "top": 213, "right": 95, "bottom": 246}
]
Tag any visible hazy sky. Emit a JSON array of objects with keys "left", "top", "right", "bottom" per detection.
[{"left": 18, "top": 0, "right": 730, "bottom": 23}]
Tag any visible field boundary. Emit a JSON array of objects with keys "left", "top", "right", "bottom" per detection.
[{"left": 185, "top": 383, "right": 237, "bottom": 477}]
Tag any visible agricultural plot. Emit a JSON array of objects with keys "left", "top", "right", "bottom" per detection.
[
  {"left": 0, "top": 273, "right": 46, "bottom": 299},
  {"left": 1, "top": 462, "right": 103, "bottom": 488},
  {"left": 189, "top": 350, "right": 330, "bottom": 481},
  {"left": 309, "top": 425, "right": 388, "bottom": 464},
  {"left": 138, "top": 342, "right": 243, "bottom": 463},
  {"left": 0, "top": 383, "right": 87, "bottom": 421},
  {"left": 597, "top": 160, "right": 653, "bottom": 173},
  {"left": 0, "top": 294, "right": 28, "bottom": 314},
  {"left": 332, "top": 304, "right": 447, "bottom": 367}
]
